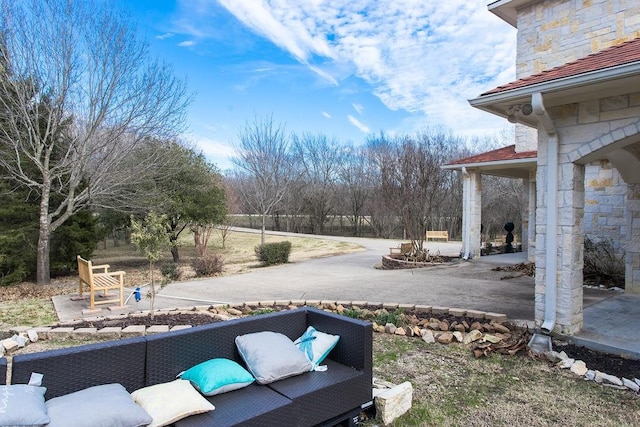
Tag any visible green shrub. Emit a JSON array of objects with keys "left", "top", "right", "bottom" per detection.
[
  {"left": 374, "top": 309, "right": 405, "bottom": 327},
  {"left": 160, "top": 262, "right": 180, "bottom": 281},
  {"left": 255, "top": 241, "right": 292, "bottom": 266},
  {"left": 341, "top": 307, "right": 363, "bottom": 319},
  {"left": 192, "top": 254, "right": 224, "bottom": 277},
  {"left": 251, "top": 308, "right": 276, "bottom": 316}
]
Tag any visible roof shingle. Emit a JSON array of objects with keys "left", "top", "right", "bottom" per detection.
[{"left": 448, "top": 144, "right": 537, "bottom": 165}]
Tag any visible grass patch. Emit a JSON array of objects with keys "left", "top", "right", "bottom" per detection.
[
  {"left": 366, "top": 334, "right": 640, "bottom": 426},
  {"left": 0, "top": 298, "right": 58, "bottom": 328}
]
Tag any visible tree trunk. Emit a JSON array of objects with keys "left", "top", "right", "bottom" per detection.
[
  {"left": 170, "top": 245, "right": 180, "bottom": 262},
  {"left": 261, "top": 214, "right": 266, "bottom": 245},
  {"left": 36, "top": 187, "right": 52, "bottom": 285}
]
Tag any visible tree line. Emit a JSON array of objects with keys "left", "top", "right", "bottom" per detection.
[{"left": 229, "top": 116, "right": 524, "bottom": 252}]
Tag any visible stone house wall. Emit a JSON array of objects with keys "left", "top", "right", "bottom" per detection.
[{"left": 516, "top": 0, "right": 640, "bottom": 77}]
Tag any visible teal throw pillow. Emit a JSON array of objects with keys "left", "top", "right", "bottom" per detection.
[{"left": 180, "top": 358, "right": 254, "bottom": 396}]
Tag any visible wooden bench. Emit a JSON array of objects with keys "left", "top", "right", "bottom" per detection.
[
  {"left": 389, "top": 242, "right": 413, "bottom": 256},
  {"left": 426, "top": 230, "right": 449, "bottom": 241},
  {"left": 77, "top": 255, "right": 125, "bottom": 310}
]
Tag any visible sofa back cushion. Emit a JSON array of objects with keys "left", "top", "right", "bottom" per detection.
[
  {"left": 145, "top": 308, "right": 308, "bottom": 386},
  {"left": 11, "top": 336, "right": 147, "bottom": 399}
]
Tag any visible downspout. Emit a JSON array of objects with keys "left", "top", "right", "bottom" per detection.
[
  {"left": 532, "top": 92, "right": 558, "bottom": 334},
  {"left": 461, "top": 167, "right": 471, "bottom": 260}
]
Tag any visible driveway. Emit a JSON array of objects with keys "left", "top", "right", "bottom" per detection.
[{"left": 156, "top": 230, "right": 539, "bottom": 321}]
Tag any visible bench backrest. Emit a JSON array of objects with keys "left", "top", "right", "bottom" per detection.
[
  {"left": 426, "top": 230, "right": 448, "bottom": 239},
  {"left": 77, "top": 255, "right": 92, "bottom": 286},
  {"left": 11, "top": 337, "right": 147, "bottom": 399}
]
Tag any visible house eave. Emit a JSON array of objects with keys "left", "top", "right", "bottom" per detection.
[
  {"left": 469, "top": 61, "right": 640, "bottom": 127},
  {"left": 488, "top": 0, "right": 538, "bottom": 28},
  {"left": 442, "top": 157, "right": 537, "bottom": 179}
]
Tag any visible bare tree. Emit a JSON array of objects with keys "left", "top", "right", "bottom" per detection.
[
  {"left": 374, "top": 129, "right": 459, "bottom": 253},
  {"left": 292, "top": 133, "right": 341, "bottom": 234},
  {"left": 0, "top": 0, "right": 189, "bottom": 284},
  {"left": 231, "top": 115, "right": 292, "bottom": 245},
  {"left": 337, "top": 144, "right": 374, "bottom": 237}
]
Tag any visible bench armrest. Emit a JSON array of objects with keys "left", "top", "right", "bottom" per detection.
[{"left": 91, "top": 263, "right": 110, "bottom": 272}]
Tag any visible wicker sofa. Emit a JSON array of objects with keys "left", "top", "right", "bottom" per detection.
[{"left": 10, "top": 307, "right": 373, "bottom": 427}]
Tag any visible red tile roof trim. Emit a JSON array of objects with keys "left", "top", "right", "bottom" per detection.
[
  {"left": 482, "top": 37, "right": 640, "bottom": 96},
  {"left": 447, "top": 145, "right": 537, "bottom": 165}
]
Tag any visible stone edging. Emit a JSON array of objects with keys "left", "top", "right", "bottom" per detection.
[{"left": 1, "top": 300, "right": 506, "bottom": 346}]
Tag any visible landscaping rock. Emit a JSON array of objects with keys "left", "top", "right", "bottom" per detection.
[
  {"left": 2, "top": 337, "right": 18, "bottom": 352},
  {"left": 492, "top": 323, "right": 510, "bottom": 334},
  {"left": 226, "top": 308, "right": 243, "bottom": 316},
  {"left": 437, "top": 332, "right": 453, "bottom": 344},
  {"left": 27, "top": 329, "right": 39, "bottom": 343},
  {"left": 385, "top": 323, "right": 397, "bottom": 334},
  {"left": 557, "top": 358, "right": 575, "bottom": 369},
  {"left": 547, "top": 351, "right": 569, "bottom": 362},
  {"left": 421, "top": 329, "right": 435, "bottom": 344},
  {"left": 595, "top": 371, "right": 623, "bottom": 386},
  {"left": 463, "top": 329, "right": 483, "bottom": 344},
  {"left": 374, "top": 381, "right": 413, "bottom": 426},
  {"left": 483, "top": 334, "right": 502, "bottom": 344},
  {"left": 622, "top": 378, "right": 639, "bottom": 393},
  {"left": 438, "top": 321, "right": 449, "bottom": 331},
  {"left": 470, "top": 321, "right": 482, "bottom": 331},
  {"left": 585, "top": 370, "right": 596, "bottom": 381},
  {"left": 394, "top": 327, "right": 406, "bottom": 336},
  {"left": 427, "top": 322, "right": 440, "bottom": 330},
  {"left": 452, "top": 331, "right": 464, "bottom": 343},
  {"left": 570, "top": 360, "right": 588, "bottom": 376}
]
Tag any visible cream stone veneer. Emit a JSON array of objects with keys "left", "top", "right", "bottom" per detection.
[
  {"left": 534, "top": 91, "right": 640, "bottom": 334},
  {"left": 515, "top": 0, "right": 640, "bottom": 77}
]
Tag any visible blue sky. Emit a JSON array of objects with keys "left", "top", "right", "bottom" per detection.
[{"left": 123, "top": 1, "right": 517, "bottom": 170}]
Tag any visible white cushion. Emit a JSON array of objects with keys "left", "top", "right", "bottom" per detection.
[
  {"left": 294, "top": 326, "right": 340, "bottom": 369},
  {"left": 131, "top": 379, "right": 215, "bottom": 427}
]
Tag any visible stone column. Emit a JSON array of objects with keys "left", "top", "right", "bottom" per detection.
[
  {"left": 535, "top": 149, "right": 584, "bottom": 334},
  {"left": 461, "top": 170, "right": 482, "bottom": 259},
  {"left": 625, "top": 184, "right": 640, "bottom": 293},
  {"left": 556, "top": 162, "right": 585, "bottom": 334}
]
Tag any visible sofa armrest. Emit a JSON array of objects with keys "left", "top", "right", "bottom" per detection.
[
  {"left": 0, "top": 357, "right": 6, "bottom": 385},
  {"left": 304, "top": 307, "right": 372, "bottom": 375}
]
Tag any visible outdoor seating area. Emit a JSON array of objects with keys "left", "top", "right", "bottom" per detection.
[{"left": 4, "top": 307, "right": 373, "bottom": 427}]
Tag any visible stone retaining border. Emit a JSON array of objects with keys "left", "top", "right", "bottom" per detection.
[{"left": 2, "top": 301, "right": 507, "bottom": 342}]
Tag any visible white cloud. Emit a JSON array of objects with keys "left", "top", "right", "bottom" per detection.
[
  {"left": 156, "top": 32, "right": 174, "bottom": 40},
  {"left": 216, "top": 1, "right": 517, "bottom": 135},
  {"left": 186, "top": 134, "right": 235, "bottom": 170},
  {"left": 178, "top": 40, "right": 196, "bottom": 47},
  {"left": 347, "top": 114, "right": 370, "bottom": 133},
  {"left": 352, "top": 103, "right": 363, "bottom": 114},
  {"left": 322, "top": 111, "right": 331, "bottom": 119}
]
